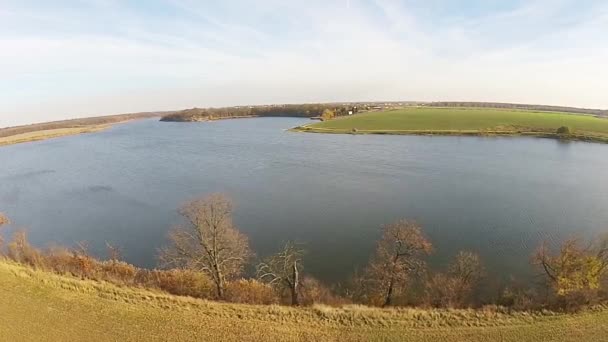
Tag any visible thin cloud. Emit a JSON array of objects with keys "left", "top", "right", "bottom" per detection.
[{"left": 0, "top": 0, "right": 607, "bottom": 127}]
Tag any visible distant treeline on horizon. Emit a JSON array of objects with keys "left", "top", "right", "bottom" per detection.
[
  {"left": 161, "top": 101, "right": 608, "bottom": 122},
  {"left": 159, "top": 104, "right": 360, "bottom": 122}
]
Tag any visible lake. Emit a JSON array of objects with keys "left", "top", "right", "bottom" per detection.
[{"left": 1, "top": 117, "right": 607, "bottom": 282}]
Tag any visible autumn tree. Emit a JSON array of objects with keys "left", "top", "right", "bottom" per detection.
[
  {"left": 0, "top": 213, "right": 8, "bottom": 226},
  {"left": 320, "top": 109, "right": 335, "bottom": 121},
  {"left": 159, "top": 194, "right": 252, "bottom": 299},
  {"left": 257, "top": 241, "right": 304, "bottom": 306},
  {"left": 534, "top": 237, "right": 608, "bottom": 298},
  {"left": 364, "top": 220, "right": 433, "bottom": 307}
]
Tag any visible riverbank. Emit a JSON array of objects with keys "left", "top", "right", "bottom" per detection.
[
  {"left": 291, "top": 108, "right": 608, "bottom": 144},
  {"left": 0, "top": 112, "right": 168, "bottom": 147},
  {"left": 1, "top": 260, "right": 607, "bottom": 342},
  {"left": 0, "top": 125, "right": 112, "bottom": 147}
]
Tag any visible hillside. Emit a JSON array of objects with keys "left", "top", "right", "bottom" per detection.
[
  {"left": 296, "top": 107, "right": 608, "bottom": 143},
  {"left": 1, "top": 261, "right": 607, "bottom": 342}
]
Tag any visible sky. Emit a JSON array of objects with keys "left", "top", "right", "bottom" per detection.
[{"left": 1, "top": 0, "right": 607, "bottom": 127}]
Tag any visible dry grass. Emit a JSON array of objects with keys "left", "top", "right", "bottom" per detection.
[
  {"left": 0, "top": 125, "right": 109, "bottom": 146},
  {"left": 1, "top": 260, "right": 607, "bottom": 341}
]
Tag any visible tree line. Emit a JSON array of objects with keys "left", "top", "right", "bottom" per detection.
[
  {"left": 1, "top": 196, "right": 607, "bottom": 311},
  {"left": 159, "top": 104, "right": 358, "bottom": 122},
  {"left": 428, "top": 102, "right": 608, "bottom": 117}
]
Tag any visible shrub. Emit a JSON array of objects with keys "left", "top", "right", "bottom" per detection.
[
  {"left": 225, "top": 279, "right": 279, "bottom": 305},
  {"left": 556, "top": 126, "right": 571, "bottom": 135},
  {"left": 147, "top": 269, "right": 215, "bottom": 299},
  {"left": 0, "top": 213, "right": 8, "bottom": 226},
  {"left": 45, "top": 245, "right": 78, "bottom": 274},
  {"left": 300, "top": 277, "right": 350, "bottom": 306},
  {"left": 101, "top": 260, "right": 137, "bottom": 284},
  {"left": 6, "top": 231, "right": 45, "bottom": 268}
]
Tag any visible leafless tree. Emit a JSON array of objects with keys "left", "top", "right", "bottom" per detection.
[
  {"left": 105, "top": 241, "right": 123, "bottom": 261},
  {"left": 257, "top": 241, "right": 304, "bottom": 306},
  {"left": 449, "top": 251, "right": 484, "bottom": 288},
  {"left": 426, "top": 251, "right": 484, "bottom": 308},
  {"left": 365, "top": 220, "right": 433, "bottom": 307},
  {"left": 159, "top": 194, "right": 251, "bottom": 299}
]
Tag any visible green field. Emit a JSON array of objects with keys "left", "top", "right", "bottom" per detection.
[
  {"left": 1, "top": 261, "right": 607, "bottom": 342},
  {"left": 297, "top": 108, "right": 608, "bottom": 142}
]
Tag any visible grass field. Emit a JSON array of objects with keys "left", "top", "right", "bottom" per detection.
[
  {"left": 1, "top": 261, "right": 607, "bottom": 341},
  {"left": 0, "top": 125, "right": 110, "bottom": 147},
  {"left": 296, "top": 107, "right": 608, "bottom": 143}
]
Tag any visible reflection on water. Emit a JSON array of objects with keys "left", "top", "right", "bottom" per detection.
[{"left": 1, "top": 117, "right": 607, "bottom": 281}]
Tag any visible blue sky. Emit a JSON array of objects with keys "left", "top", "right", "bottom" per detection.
[{"left": 1, "top": 0, "right": 607, "bottom": 127}]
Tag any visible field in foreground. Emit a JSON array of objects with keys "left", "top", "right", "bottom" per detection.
[
  {"left": 297, "top": 107, "right": 608, "bottom": 142},
  {"left": 1, "top": 261, "right": 607, "bottom": 342}
]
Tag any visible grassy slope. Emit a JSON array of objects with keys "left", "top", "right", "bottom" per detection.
[
  {"left": 1, "top": 262, "right": 607, "bottom": 342},
  {"left": 301, "top": 108, "right": 608, "bottom": 141}
]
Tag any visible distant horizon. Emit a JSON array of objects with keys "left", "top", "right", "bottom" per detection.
[
  {"left": 3, "top": 99, "right": 608, "bottom": 129},
  {"left": 2, "top": 1, "right": 607, "bottom": 127}
]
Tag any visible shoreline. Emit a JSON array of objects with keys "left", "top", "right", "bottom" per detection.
[
  {"left": 290, "top": 126, "right": 608, "bottom": 144},
  {"left": 0, "top": 124, "right": 112, "bottom": 147},
  {"left": 0, "top": 116, "right": 160, "bottom": 147},
  {"left": 162, "top": 115, "right": 259, "bottom": 122}
]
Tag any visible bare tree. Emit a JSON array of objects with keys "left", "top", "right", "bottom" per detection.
[
  {"left": 449, "top": 251, "right": 484, "bottom": 289},
  {"left": 365, "top": 220, "right": 433, "bottom": 307},
  {"left": 159, "top": 194, "right": 251, "bottom": 299},
  {"left": 426, "top": 251, "right": 484, "bottom": 308},
  {"left": 105, "top": 241, "right": 123, "bottom": 261},
  {"left": 257, "top": 241, "right": 304, "bottom": 306}
]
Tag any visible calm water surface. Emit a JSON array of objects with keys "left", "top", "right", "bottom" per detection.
[{"left": 1, "top": 117, "right": 608, "bottom": 281}]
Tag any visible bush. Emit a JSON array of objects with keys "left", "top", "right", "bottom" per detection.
[
  {"left": 101, "top": 260, "right": 137, "bottom": 284},
  {"left": 300, "top": 277, "right": 350, "bottom": 306},
  {"left": 225, "top": 279, "right": 279, "bottom": 305},
  {"left": 6, "top": 231, "right": 45, "bottom": 268},
  {"left": 45, "top": 245, "right": 79, "bottom": 274},
  {"left": 556, "top": 126, "right": 571, "bottom": 135},
  {"left": 145, "top": 269, "right": 215, "bottom": 299}
]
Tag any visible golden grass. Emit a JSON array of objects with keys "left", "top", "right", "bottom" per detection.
[
  {"left": 1, "top": 261, "right": 607, "bottom": 341},
  {"left": 0, "top": 125, "right": 110, "bottom": 147}
]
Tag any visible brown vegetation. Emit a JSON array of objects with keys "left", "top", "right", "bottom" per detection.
[
  {"left": 1, "top": 203, "right": 607, "bottom": 313},
  {"left": 257, "top": 241, "right": 305, "bottom": 305},
  {"left": 425, "top": 251, "right": 484, "bottom": 308},
  {"left": 159, "top": 194, "right": 252, "bottom": 299},
  {"left": 0, "top": 112, "right": 165, "bottom": 138},
  {"left": 363, "top": 220, "right": 433, "bottom": 307}
]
